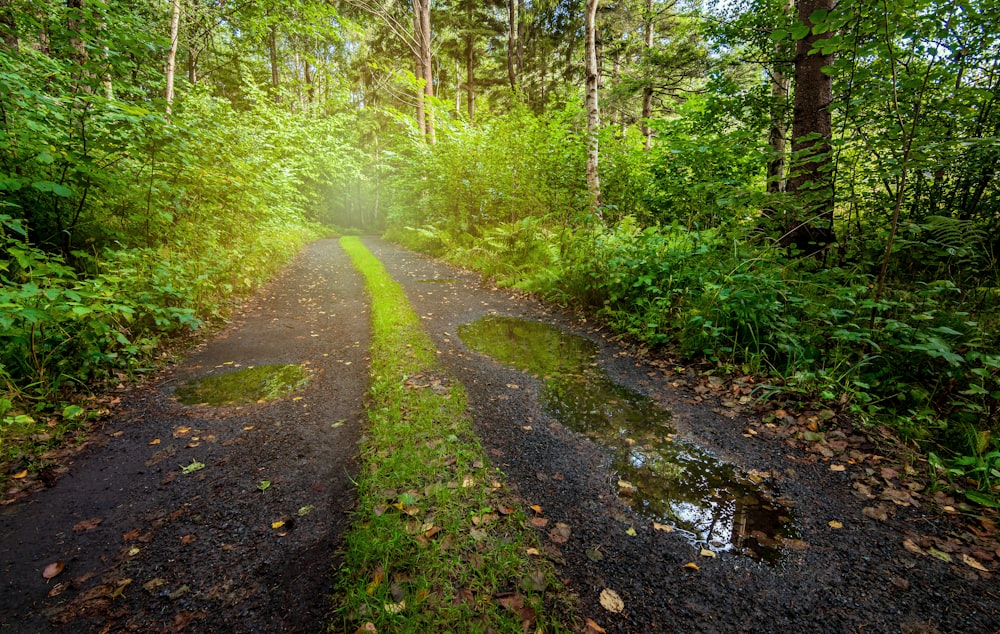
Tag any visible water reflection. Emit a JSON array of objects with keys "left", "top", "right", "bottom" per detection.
[{"left": 458, "top": 315, "right": 795, "bottom": 561}]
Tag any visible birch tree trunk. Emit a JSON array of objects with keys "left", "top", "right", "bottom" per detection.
[
  {"left": 507, "top": 0, "right": 518, "bottom": 90},
  {"left": 165, "top": 0, "right": 181, "bottom": 115},
  {"left": 585, "top": 0, "right": 601, "bottom": 212},
  {"left": 766, "top": 0, "right": 793, "bottom": 193},
  {"left": 641, "top": 0, "right": 654, "bottom": 150}
]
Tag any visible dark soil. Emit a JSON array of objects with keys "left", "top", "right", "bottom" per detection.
[
  {"left": 361, "top": 237, "right": 1000, "bottom": 634},
  {"left": 3, "top": 236, "right": 999, "bottom": 633},
  {"left": 0, "top": 239, "right": 369, "bottom": 633}
]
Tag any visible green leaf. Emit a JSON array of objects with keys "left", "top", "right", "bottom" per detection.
[
  {"left": 31, "top": 181, "right": 74, "bottom": 197},
  {"left": 62, "top": 405, "right": 85, "bottom": 420},
  {"left": 771, "top": 29, "right": 788, "bottom": 42},
  {"left": 964, "top": 490, "right": 1000, "bottom": 508}
]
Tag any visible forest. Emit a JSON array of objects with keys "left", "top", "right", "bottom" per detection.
[{"left": 1, "top": 0, "right": 998, "bottom": 510}]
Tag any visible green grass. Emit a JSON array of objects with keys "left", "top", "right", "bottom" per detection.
[{"left": 333, "top": 237, "right": 572, "bottom": 633}]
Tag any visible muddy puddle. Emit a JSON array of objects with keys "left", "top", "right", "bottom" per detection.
[
  {"left": 175, "top": 364, "right": 310, "bottom": 406},
  {"left": 458, "top": 315, "right": 796, "bottom": 561}
]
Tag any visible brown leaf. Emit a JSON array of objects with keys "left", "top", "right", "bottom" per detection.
[
  {"left": 548, "top": 522, "right": 571, "bottom": 544},
  {"left": 583, "top": 618, "right": 607, "bottom": 634},
  {"left": 598, "top": 588, "right": 624, "bottom": 614},
  {"left": 530, "top": 517, "right": 548, "bottom": 529},
  {"left": 862, "top": 505, "right": 889, "bottom": 522},
  {"left": 353, "top": 623, "right": 377, "bottom": 634},
  {"left": 73, "top": 518, "right": 102, "bottom": 532},
  {"left": 496, "top": 592, "right": 524, "bottom": 611},
  {"left": 453, "top": 588, "right": 474, "bottom": 606},
  {"left": 961, "top": 553, "right": 988, "bottom": 572},
  {"left": 42, "top": 561, "right": 64, "bottom": 580},
  {"left": 181, "top": 534, "right": 197, "bottom": 544},
  {"left": 520, "top": 570, "right": 548, "bottom": 593}
]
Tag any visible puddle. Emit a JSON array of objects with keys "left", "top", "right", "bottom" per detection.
[
  {"left": 175, "top": 364, "right": 310, "bottom": 406},
  {"left": 458, "top": 316, "right": 796, "bottom": 562}
]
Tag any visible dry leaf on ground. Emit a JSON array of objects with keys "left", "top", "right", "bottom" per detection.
[{"left": 599, "top": 588, "right": 624, "bottom": 614}]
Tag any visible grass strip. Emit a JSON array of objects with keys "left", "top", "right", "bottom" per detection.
[{"left": 333, "top": 237, "right": 571, "bottom": 633}]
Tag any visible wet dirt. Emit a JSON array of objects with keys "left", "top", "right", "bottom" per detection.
[
  {"left": 361, "top": 237, "right": 1000, "bottom": 634},
  {"left": 0, "top": 239, "right": 369, "bottom": 633},
  {"left": 2, "top": 236, "right": 999, "bottom": 633},
  {"left": 458, "top": 314, "right": 795, "bottom": 563}
]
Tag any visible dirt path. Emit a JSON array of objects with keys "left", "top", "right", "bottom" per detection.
[
  {"left": 2, "top": 238, "right": 998, "bottom": 633},
  {"left": 362, "top": 237, "right": 1000, "bottom": 634},
  {"left": 0, "top": 239, "right": 369, "bottom": 633}
]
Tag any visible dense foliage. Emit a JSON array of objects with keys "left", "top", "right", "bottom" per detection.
[
  {"left": 371, "top": 0, "right": 1000, "bottom": 504},
  {"left": 1, "top": 1, "right": 357, "bottom": 445},
  {"left": 2, "top": 0, "right": 998, "bottom": 504}
]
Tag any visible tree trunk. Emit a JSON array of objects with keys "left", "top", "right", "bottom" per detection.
[
  {"left": 465, "top": 33, "right": 474, "bottom": 121},
  {"left": 268, "top": 24, "right": 280, "bottom": 102},
  {"left": 507, "top": 0, "right": 518, "bottom": 91},
  {"left": 67, "top": 0, "right": 89, "bottom": 93},
  {"left": 585, "top": 0, "right": 601, "bottom": 213},
  {"left": 784, "top": 0, "right": 835, "bottom": 252},
  {"left": 0, "top": 0, "right": 18, "bottom": 52},
  {"left": 418, "top": 0, "right": 434, "bottom": 143},
  {"left": 641, "top": 0, "right": 654, "bottom": 150},
  {"left": 767, "top": 0, "right": 793, "bottom": 193},
  {"left": 165, "top": 0, "right": 181, "bottom": 115},
  {"left": 412, "top": 4, "right": 426, "bottom": 136}
]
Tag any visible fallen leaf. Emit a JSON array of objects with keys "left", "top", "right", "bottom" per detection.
[
  {"left": 149, "top": 439, "right": 161, "bottom": 445},
  {"left": 272, "top": 520, "right": 285, "bottom": 530},
  {"left": 927, "top": 547, "right": 952, "bottom": 563},
  {"left": 530, "top": 517, "right": 549, "bottom": 528},
  {"left": 47, "top": 582, "right": 68, "bottom": 597},
  {"left": 12, "top": 470, "right": 28, "bottom": 479},
  {"left": 683, "top": 562, "right": 700, "bottom": 570},
  {"left": 961, "top": 553, "right": 988, "bottom": 572},
  {"left": 652, "top": 522, "right": 674, "bottom": 532},
  {"left": 520, "top": 570, "right": 548, "bottom": 593},
  {"left": 42, "top": 561, "right": 64, "bottom": 580},
  {"left": 180, "top": 460, "right": 205, "bottom": 474},
  {"left": 298, "top": 505, "right": 315, "bottom": 517},
  {"left": 700, "top": 548, "right": 716, "bottom": 558},
  {"left": 829, "top": 464, "right": 846, "bottom": 472},
  {"left": 583, "top": 618, "right": 607, "bottom": 634},
  {"left": 549, "top": 522, "right": 571, "bottom": 544},
  {"left": 143, "top": 578, "right": 167, "bottom": 593},
  {"left": 123, "top": 529, "right": 141, "bottom": 541},
  {"left": 353, "top": 623, "right": 377, "bottom": 634},
  {"left": 461, "top": 476, "right": 474, "bottom": 488},
  {"left": 828, "top": 520, "right": 843, "bottom": 529},
  {"left": 127, "top": 547, "right": 140, "bottom": 556},
  {"left": 521, "top": 425, "right": 532, "bottom": 431},
  {"left": 73, "top": 518, "right": 102, "bottom": 532},
  {"left": 625, "top": 526, "right": 637, "bottom": 536},
  {"left": 168, "top": 584, "right": 190, "bottom": 600},
  {"left": 862, "top": 505, "right": 889, "bottom": 522},
  {"left": 181, "top": 534, "right": 197, "bottom": 544},
  {"left": 529, "top": 505, "right": 543, "bottom": 514},
  {"left": 599, "top": 588, "right": 624, "bottom": 614},
  {"left": 525, "top": 548, "right": 539, "bottom": 556}
]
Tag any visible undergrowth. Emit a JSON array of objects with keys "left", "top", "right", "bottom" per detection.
[{"left": 334, "top": 237, "right": 569, "bottom": 632}]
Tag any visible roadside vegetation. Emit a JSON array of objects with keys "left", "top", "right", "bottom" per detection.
[{"left": 335, "top": 237, "right": 569, "bottom": 633}]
